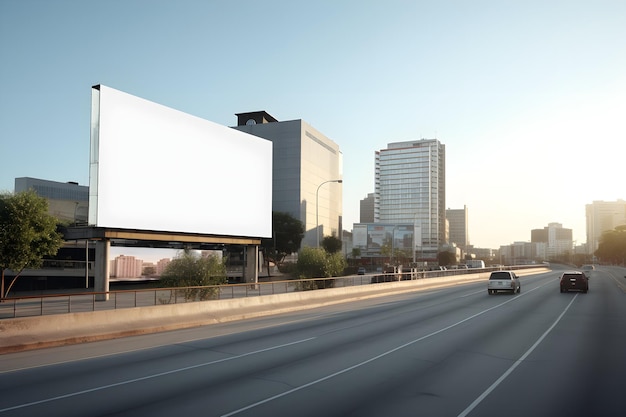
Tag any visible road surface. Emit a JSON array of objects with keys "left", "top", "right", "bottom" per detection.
[{"left": 1, "top": 266, "right": 625, "bottom": 416}]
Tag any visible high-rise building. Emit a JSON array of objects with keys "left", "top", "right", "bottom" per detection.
[
  {"left": 446, "top": 206, "right": 469, "bottom": 251},
  {"left": 531, "top": 222, "right": 573, "bottom": 258},
  {"left": 111, "top": 255, "right": 143, "bottom": 278},
  {"left": 14, "top": 177, "right": 88, "bottom": 224},
  {"left": 586, "top": 200, "right": 626, "bottom": 253},
  {"left": 360, "top": 193, "right": 375, "bottom": 223},
  {"left": 156, "top": 258, "right": 171, "bottom": 276},
  {"left": 375, "top": 139, "right": 445, "bottom": 259},
  {"left": 233, "top": 111, "right": 343, "bottom": 248}
]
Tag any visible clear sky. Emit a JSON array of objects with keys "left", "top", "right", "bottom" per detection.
[{"left": 1, "top": 0, "right": 625, "bottom": 250}]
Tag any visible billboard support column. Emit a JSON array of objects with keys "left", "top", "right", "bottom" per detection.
[
  {"left": 243, "top": 245, "right": 259, "bottom": 287},
  {"left": 94, "top": 239, "right": 110, "bottom": 301}
]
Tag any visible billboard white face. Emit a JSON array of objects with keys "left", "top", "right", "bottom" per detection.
[{"left": 89, "top": 85, "right": 272, "bottom": 238}]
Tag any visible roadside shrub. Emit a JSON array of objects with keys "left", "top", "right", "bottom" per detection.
[
  {"left": 278, "top": 261, "right": 298, "bottom": 276},
  {"left": 293, "top": 247, "right": 347, "bottom": 290},
  {"left": 294, "top": 277, "right": 335, "bottom": 291},
  {"left": 160, "top": 250, "right": 227, "bottom": 301},
  {"left": 296, "top": 247, "right": 328, "bottom": 278},
  {"left": 327, "top": 251, "right": 347, "bottom": 277}
]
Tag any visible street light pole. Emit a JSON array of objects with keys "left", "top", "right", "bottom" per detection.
[{"left": 316, "top": 179, "right": 343, "bottom": 248}]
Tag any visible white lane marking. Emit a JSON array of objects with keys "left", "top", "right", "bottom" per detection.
[
  {"left": 460, "top": 289, "right": 486, "bottom": 297},
  {"left": 0, "top": 338, "right": 315, "bottom": 413},
  {"left": 2, "top": 278, "right": 557, "bottom": 415},
  {"left": 1, "top": 273, "right": 551, "bottom": 373},
  {"left": 456, "top": 294, "right": 578, "bottom": 417},
  {"left": 605, "top": 269, "right": 626, "bottom": 292},
  {"left": 221, "top": 281, "right": 554, "bottom": 416}
]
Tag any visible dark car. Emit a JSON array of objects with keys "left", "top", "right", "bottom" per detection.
[
  {"left": 357, "top": 267, "right": 366, "bottom": 275},
  {"left": 560, "top": 271, "right": 588, "bottom": 293}
]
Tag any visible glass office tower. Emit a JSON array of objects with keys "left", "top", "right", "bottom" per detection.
[
  {"left": 375, "top": 139, "right": 445, "bottom": 260},
  {"left": 234, "top": 111, "right": 343, "bottom": 248}
]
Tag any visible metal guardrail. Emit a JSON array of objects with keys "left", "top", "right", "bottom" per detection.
[{"left": 0, "top": 265, "right": 543, "bottom": 319}]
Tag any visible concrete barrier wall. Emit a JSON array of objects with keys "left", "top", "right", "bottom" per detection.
[{"left": 0, "top": 268, "right": 548, "bottom": 352}]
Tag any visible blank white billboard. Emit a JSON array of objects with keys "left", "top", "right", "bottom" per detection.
[{"left": 89, "top": 85, "right": 272, "bottom": 238}]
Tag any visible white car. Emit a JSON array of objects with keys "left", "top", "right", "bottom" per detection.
[{"left": 487, "top": 270, "right": 521, "bottom": 294}]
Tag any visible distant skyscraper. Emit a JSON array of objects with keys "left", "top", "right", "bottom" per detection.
[
  {"left": 360, "top": 193, "right": 375, "bottom": 223},
  {"left": 156, "top": 258, "right": 171, "bottom": 276},
  {"left": 447, "top": 205, "right": 468, "bottom": 250},
  {"left": 375, "top": 139, "right": 445, "bottom": 259},
  {"left": 531, "top": 222, "right": 573, "bottom": 258},
  {"left": 111, "top": 255, "right": 143, "bottom": 278},
  {"left": 233, "top": 111, "right": 343, "bottom": 247},
  {"left": 586, "top": 200, "right": 626, "bottom": 253}
]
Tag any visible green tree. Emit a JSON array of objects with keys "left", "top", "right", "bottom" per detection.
[
  {"left": 437, "top": 251, "right": 457, "bottom": 267},
  {"left": 322, "top": 234, "right": 342, "bottom": 254},
  {"left": 380, "top": 239, "right": 393, "bottom": 263},
  {"left": 296, "top": 247, "right": 327, "bottom": 279},
  {"left": 296, "top": 246, "right": 347, "bottom": 288},
  {"left": 595, "top": 225, "right": 626, "bottom": 264},
  {"left": 393, "top": 248, "right": 410, "bottom": 264},
  {"left": 349, "top": 247, "right": 361, "bottom": 266},
  {"left": 260, "top": 211, "right": 305, "bottom": 276},
  {"left": 326, "top": 251, "right": 347, "bottom": 277},
  {"left": 0, "top": 190, "right": 64, "bottom": 298},
  {"left": 159, "top": 249, "right": 227, "bottom": 301}
]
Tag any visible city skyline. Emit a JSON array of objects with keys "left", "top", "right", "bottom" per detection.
[
  {"left": 110, "top": 248, "right": 176, "bottom": 266},
  {"left": 2, "top": 1, "right": 625, "bottom": 248},
  {"left": 109, "top": 252, "right": 172, "bottom": 278}
]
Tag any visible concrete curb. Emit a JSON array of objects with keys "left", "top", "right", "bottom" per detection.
[{"left": 0, "top": 268, "right": 547, "bottom": 353}]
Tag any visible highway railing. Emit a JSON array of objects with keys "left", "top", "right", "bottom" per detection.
[{"left": 0, "top": 265, "right": 544, "bottom": 319}]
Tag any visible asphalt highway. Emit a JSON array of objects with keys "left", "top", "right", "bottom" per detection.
[{"left": 1, "top": 266, "right": 625, "bottom": 417}]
